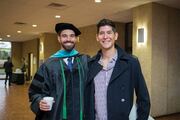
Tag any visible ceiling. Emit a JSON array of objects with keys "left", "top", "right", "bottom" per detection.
[{"left": 0, "top": 0, "right": 180, "bottom": 42}]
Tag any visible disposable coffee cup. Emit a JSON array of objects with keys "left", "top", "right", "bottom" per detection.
[{"left": 43, "top": 97, "right": 54, "bottom": 110}]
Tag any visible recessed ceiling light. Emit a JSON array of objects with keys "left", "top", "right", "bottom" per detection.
[
  {"left": 17, "top": 31, "right": 22, "bottom": 33},
  {"left": 32, "top": 24, "right": 37, "bottom": 27},
  {"left": 7, "top": 35, "right": 11, "bottom": 37},
  {"left": 0, "top": 38, "right": 2, "bottom": 40},
  {"left": 55, "top": 15, "right": 61, "bottom": 18},
  {"left": 95, "top": 0, "right": 101, "bottom": 3}
]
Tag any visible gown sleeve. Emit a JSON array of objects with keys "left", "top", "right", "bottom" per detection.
[{"left": 28, "top": 63, "right": 51, "bottom": 115}]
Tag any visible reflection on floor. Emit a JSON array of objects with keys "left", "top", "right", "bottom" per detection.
[
  {"left": 0, "top": 80, "right": 179, "bottom": 120},
  {"left": 155, "top": 113, "right": 180, "bottom": 120},
  {"left": 0, "top": 80, "right": 35, "bottom": 120}
]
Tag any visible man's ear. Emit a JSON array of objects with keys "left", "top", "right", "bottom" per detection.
[
  {"left": 115, "top": 32, "right": 118, "bottom": 41},
  {"left": 57, "top": 35, "right": 61, "bottom": 43},
  {"left": 96, "top": 34, "right": 99, "bottom": 42}
]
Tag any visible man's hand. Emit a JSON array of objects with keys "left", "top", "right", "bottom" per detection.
[{"left": 39, "top": 99, "right": 51, "bottom": 111}]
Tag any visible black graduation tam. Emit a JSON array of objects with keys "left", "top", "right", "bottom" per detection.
[{"left": 55, "top": 23, "right": 81, "bottom": 36}]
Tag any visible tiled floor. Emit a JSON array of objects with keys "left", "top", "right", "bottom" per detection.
[
  {"left": 0, "top": 80, "right": 35, "bottom": 120},
  {"left": 0, "top": 80, "right": 179, "bottom": 120},
  {"left": 155, "top": 113, "right": 180, "bottom": 120}
]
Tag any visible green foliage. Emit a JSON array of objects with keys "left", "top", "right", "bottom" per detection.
[
  {"left": 0, "top": 49, "right": 10, "bottom": 60},
  {"left": 0, "top": 41, "right": 11, "bottom": 60}
]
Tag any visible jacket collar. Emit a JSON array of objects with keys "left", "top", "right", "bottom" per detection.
[{"left": 88, "top": 44, "right": 130, "bottom": 84}]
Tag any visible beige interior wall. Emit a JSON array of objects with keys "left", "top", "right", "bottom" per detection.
[
  {"left": 133, "top": 2, "right": 180, "bottom": 117},
  {"left": 43, "top": 33, "right": 60, "bottom": 59},
  {"left": 22, "top": 38, "right": 39, "bottom": 76},
  {"left": 78, "top": 25, "right": 99, "bottom": 56},
  {"left": 133, "top": 2, "right": 152, "bottom": 98},
  {"left": 152, "top": 3, "right": 180, "bottom": 116},
  {"left": 151, "top": 3, "right": 169, "bottom": 116},
  {"left": 11, "top": 42, "right": 22, "bottom": 70},
  {"left": 167, "top": 7, "right": 180, "bottom": 114}
]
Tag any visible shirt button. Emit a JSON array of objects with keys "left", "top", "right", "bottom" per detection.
[{"left": 121, "top": 98, "right": 125, "bottom": 102}]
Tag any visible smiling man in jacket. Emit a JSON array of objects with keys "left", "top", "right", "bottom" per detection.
[{"left": 85, "top": 19, "right": 150, "bottom": 120}]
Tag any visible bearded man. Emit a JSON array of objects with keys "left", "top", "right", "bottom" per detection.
[{"left": 29, "top": 23, "right": 89, "bottom": 120}]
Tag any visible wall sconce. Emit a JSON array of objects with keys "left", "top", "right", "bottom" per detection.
[
  {"left": 138, "top": 28, "right": 144, "bottom": 43},
  {"left": 40, "top": 42, "right": 44, "bottom": 53}
]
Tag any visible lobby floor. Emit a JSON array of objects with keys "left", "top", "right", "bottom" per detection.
[
  {"left": 155, "top": 113, "right": 180, "bottom": 120},
  {"left": 0, "top": 80, "right": 179, "bottom": 120},
  {"left": 0, "top": 80, "right": 35, "bottom": 120}
]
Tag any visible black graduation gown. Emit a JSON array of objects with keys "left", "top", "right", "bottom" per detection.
[{"left": 28, "top": 54, "right": 88, "bottom": 120}]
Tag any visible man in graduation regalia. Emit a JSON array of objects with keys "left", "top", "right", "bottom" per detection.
[{"left": 28, "top": 23, "right": 88, "bottom": 120}]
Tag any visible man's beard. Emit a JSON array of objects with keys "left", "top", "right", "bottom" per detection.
[{"left": 62, "top": 42, "right": 75, "bottom": 51}]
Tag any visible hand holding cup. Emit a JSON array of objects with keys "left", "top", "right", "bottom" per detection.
[{"left": 39, "top": 97, "right": 54, "bottom": 111}]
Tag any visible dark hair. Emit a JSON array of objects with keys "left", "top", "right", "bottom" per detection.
[
  {"left": 96, "top": 19, "right": 116, "bottom": 33},
  {"left": 7, "top": 57, "right": 11, "bottom": 60}
]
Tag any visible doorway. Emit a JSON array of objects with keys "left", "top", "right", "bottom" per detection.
[
  {"left": 125, "top": 22, "right": 133, "bottom": 54},
  {"left": 28, "top": 53, "right": 34, "bottom": 81},
  {"left": 0, "top": 41, "right": 11, "bottom": 80}
]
